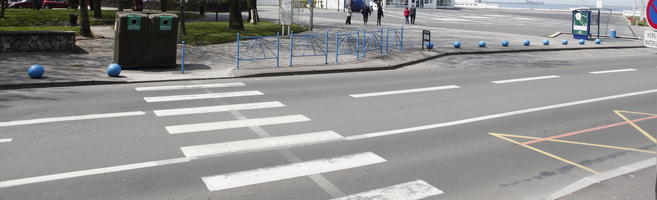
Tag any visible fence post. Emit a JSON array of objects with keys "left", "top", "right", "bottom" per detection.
[
  {"left": 236, "top": 33, "right": 240, "bottom": 70},
  {"left": 356, "top": 31, "right": 360, "bottom": 59},
  {"left": 335, "top": 32, "right": 339, "bottom": 64},
  {"left": 363, "top": 30, "right": 367, "bottom": 58},
  {"left": 385, "top": 29, "right": 389, "bottom": 55},
  {"left": 276, "top": 32, "right": 281, "bottom": 67},
  {"left": 289, "top": 32, "right": 294, "bottom": 66},
  {"left": 400, "top": 26, "right": 404, "bottom": 52},
  {"left": 325, "top": 31, "right": 329, "bottom": 64},
  {"left": 181, "top": 41, "right": 186, "bottom": 74},
  {"left": 379, "top": 29, "right": 383, "bottom": 56}
]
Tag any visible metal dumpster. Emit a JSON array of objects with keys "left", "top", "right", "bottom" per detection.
[
  {"left": 114, "top": 12, "right": 150, "bottom": 69},
  {"left": 147, "top": 13, "right": 178, "bottom": 67}
]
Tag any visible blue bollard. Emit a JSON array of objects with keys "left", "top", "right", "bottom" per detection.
[
  {"left": 523, "top": 40, "right": 530, "bottom": 46},
  {"left": 579, "top": 39, "right": 585, "bottom": 45},
  {"left": 426, "top": 42, "right": 434, "bottom": 50},
  {"left": 543, "top": 39, "right": 550, "bottom": 45},
  {"left": 106, "top": 64, "right": 121, "bottom": 77},
  {"left": 27, "top": 64, "right": 44, "bottom": 79},
  {"left": 595, "top": 38, "right": 602, "bottom": 44},
  {"left": 561, "top": 40, "right": 569, "bottom": 45},
  {"left": 501, "top": 40, "right": 509, "bottom": 47},
  {"left": 478, "top": 41, "right": 486, "bottom": 47},
  {"left": 453, "top": 41, "right": 461, "bottom": 48}
]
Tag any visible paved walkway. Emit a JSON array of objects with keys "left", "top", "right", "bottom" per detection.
[
  {"left": 0, "top": 7, "right": 645, "bottom": 89},
  {"left": 559, "top": 166, "right": 656, "bottom": 200}
]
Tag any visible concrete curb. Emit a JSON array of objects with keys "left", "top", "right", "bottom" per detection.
[
  {"left": 546, "top": 158, "right": 656, "bottom": 200},
  {"left": 1, "top": 45, "right": 645, "bottom": 90}
]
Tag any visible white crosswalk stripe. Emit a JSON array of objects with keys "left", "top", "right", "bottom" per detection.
[
  {"left": 0, "top": 111, "right": 146, "bottom": 127},
  {"left": 201, "top": 152, "right": 386, "bottom": 192},
  {"left": 143, "top": 91, "right": 264, "bottom": 102},
  {"left": 154, "top": 101, "right": 285, "bottom": 117},
  {"left": 166, "top": 115, "right": 311, "bottom": 134},
  {"left": 180, "top": 131, "right": 344, "bottom": 158},
  {"left": 135, "top": 82, "right": 246, "bottom": 92},
  {"left": 332, "top": 180, "right": 444, "bottom": 200},
  {"left": 0, "top": 138, "right": 12, "bottom": 143}
]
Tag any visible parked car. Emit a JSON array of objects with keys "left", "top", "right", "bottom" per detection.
[
  {"left": 9, "top": 0, "right": 33, "bottom": 8},
  {"left": 42, "top": 0, "right": 69, "bottom": 9}
]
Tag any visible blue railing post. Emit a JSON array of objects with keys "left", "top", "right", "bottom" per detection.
[
  {"left": 362, "top": 30, "right": 367, "bottom": 58},
  {"left": 386, "top": 29, "right": 390, "bottom": 55},
  {"left": 276, "top": 32, "right": 280, "bottom": 67},
  {"left": 289, "top": 32, "right": 294, "bottom": 66},
  {"left": 325, "top": 31, "right": 329, "bottom": 64},
  {"left": 181, "top": 40, "right": 186, "bottom": 74},
  {"left": 356, "top": 31, "right": 360, "bottom": 59},
  {"left": 379, "top": 29, "right": 383, "bottom": 56},
  {"left": 236, "top": 33, "right": 240, "bottom": 70},
  {"left": 335, "top": 32, "right": 340, "bottom": 64},
  {"left": 400, "top": 27, "right": 404, "bottom": 52}
]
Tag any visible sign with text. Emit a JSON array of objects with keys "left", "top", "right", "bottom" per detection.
[
  {"left": 279, "top": 0, "right": 293, "bottom": 25},
  {"left": 644, "top": 30, "right": 657, "bottom": 48},
  {"left": 572, "top": 10, "right": 591, "bottom": 40}
]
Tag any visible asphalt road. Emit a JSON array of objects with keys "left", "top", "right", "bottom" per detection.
[{"left": 1, "top": 48, "right": 656, "bottom": 199}]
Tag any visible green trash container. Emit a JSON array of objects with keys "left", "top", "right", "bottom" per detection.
[
  {"left": 147, "top": 13, "right": 179, "bottom": 67},
  {"left": 113, "top": 12, "right": 150, "bottom": 69}
]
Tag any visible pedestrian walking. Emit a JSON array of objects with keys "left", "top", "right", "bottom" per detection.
[
  {"left": 361, "top": 3, "right": 371, "bottom": 25},
  {"left": 376, "top": 3, "right": 383, "bottom": 26},
  {"left": 410, "top": 5, "right": 416, "bottom": 24},
  {"left": 345, "top": 6, "right": 352, "bottom": 25},
  {"left": 403, "top": 7, "right": 410, "bottom": 24}
]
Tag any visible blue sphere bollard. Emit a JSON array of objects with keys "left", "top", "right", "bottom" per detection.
[
  {"left": 523, "top": 40, "right": 530, "bottom": 46},
  {"left": 478, "top": 41, "right": 486, "bottom": 47},
  {"left": 579, "top": 39, "right": 586, "bottom": 45},
  {"left": 453, "top": 41, "right": 461, "bottom": 48},
  {"left": 561, "top": 40, "right": 569, "bottom": 45},
  {"left": 595, "top": 38, "right": 602, "bottom": 44},
  {"left": 426, "top": 42, "right": 434, "bottom": 50},
  {"left": 106, "top": 64, "right": 122, "bottom": 77},
  {"left": 27, "top": 64, "right": 45, "bottom": 79},
  {"left": 501, "top": 40, "right": 509, "bottom": 47},
  {"left": 543, "top": 39, "right": 550, "bottom": 45}
]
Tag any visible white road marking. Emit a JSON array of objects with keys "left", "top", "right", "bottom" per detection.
[
  {"left": 0, "top": 111, "right": 146, "bottom": 127},
  {"left": 181, "top": 131, "right": 344, "bottom": 158},
  {"left": 332, "top": 180, "right": 444, "bottom": 200},
  {"left": 462, "top": 16, "right": 491, "bottom": 19},
  {"left": 166, "top": 115, "right": 310, "bottom": 134},
  {"left": 0, "top": 157, "right": 190, "bottom": 189},
  {"left": 0, "top": 138, "right": 12, "bottom": 143},
  {"left": 134, "top": 82, "right": 246, "bottom": 91},
  {"left": 143, "top": 91, "right": 263, "bottom": 102},
  {"left": 350, "top": 85, "right": 460, "bottom": 98},
  {"left": 154, "top": 101, "right": 285, "bottom": 117},
  {"left": 516, "top": 17, "right": 540, "bottom": 21},
  {"left": 589, "top": 68, "right": 637, "bottom": 74},
  {"left": 345, "top": 88, "right": 657, "bottom": 140},
  {"left": 201, "top": 152, "right": 386, "bottom": 192},
  {"left": 492, "top": 75, "right": 560, "bottom": 84}
]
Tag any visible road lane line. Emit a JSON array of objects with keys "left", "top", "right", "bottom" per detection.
[
  {"left": 135, "top": 82, "right": 246, "bottom": 91},
  {"left": 350, "top": 85, "right": 460, "bottom": 98},
  {"left": 143, "top": 91, "right": 263, "bottom": 102},
  {"left": 166, "top": 115, "right": 310, "bottom": 134},
  {"left": 181, "top": 131, "right": 344, "bottom": 158},
  {"left": 0, "top": 157, "right": 191, "bottom": 189},
  {"left": 492, "top": 75, "right": 560, "bottom": 84},
  {"left": 0, "top": 138, "right": 12, "bottom": 143},
  {"left": 614, "top": 110, "right": 657, "bottom": 144},
  {"left": 201, "top": 152, "right": 386, "bottom": 192},
  {"left": 154, "top": 101, "right": 285, "bottom": 117},
  {"left": 589, "top": 68, "right": 637, "bottom": 74},
  {"left": 0, "top": 111, "right": 146, "bottom": 128},
  {"left": 332, "top": 180, "right": 444, "bottom": 200},
  {"left": 345, "top": 88, "right": 657, "bottom": 140}
]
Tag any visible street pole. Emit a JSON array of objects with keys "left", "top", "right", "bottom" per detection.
[
  {"left": 310, "top": 0, "right": 314, "bottom": 31},
  {"left": 633, "top": 0, "right": 637, "bottom": 26}
]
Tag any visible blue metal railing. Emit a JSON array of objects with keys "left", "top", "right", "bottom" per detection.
[
  {"left": 385, "top": 27, "right": 404, "bottom": 54},
  {"left": 236, "top": 32, "right": 281, "bottom": 70},
  {"left": 335, "top": 30, "right": 360, "bottom": 64},
  {"left": 362, "top": 29, "right": 384, "bottom": 58},
  {"left": 289, "top": 32, "right": 330, "bottom": 66}
]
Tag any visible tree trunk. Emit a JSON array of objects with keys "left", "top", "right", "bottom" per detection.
[
  {"left": 0, "top": 0, "right": 6, "bottom": 18},
  {"left": 228, "top": 0, "right": 243, "bottom": 30},
  {"left": 179, "top": 0, "right": 186, "bottom": 35},
  {"left": 160, "top": 0, "right": 166, "bottom": 12},
  {"left": 117, "top": 0, "right": 123, "bottom": 11},
  {"left": 247, "top": 0, "right": 258, "bottom": 24},
  {"left": 93, "top": 0, "right": 101, "bottom": 18},
  {"left": 32, "top": 0, "right": 39, "bottom": 10},
  {"left": 199, "top": 0, "right": 205, "bottom": 15},
  {"left": 80, "top": 0, "right": 93, "bottom": 37}
]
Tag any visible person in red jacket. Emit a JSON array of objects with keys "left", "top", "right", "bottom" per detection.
[{"left": 403, "top": 7, "right": 410, "bottom": 24}]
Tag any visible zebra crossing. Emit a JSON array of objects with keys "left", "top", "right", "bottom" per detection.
[
  {"left": 409, "top": 14, "right": 566, "bottom": 27},
  {"left": 135, "top": 81, "right": 445, "bottom": 199}
]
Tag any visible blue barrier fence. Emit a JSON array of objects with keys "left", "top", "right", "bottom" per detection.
[
  {"left": 236, "top": 32, "right": 281, "bottom": 69},
  {"left": 362, "top": 29, "right": 384, "bottom": 58},
  {"left": 335, "top": 31, "right": 360, "bottom": 64},
  {"left": 385, "top": 27, "right": 404, "bottom": 54},
  {"left": 289, "top": 32, "right": 330, "bottom": 66}
]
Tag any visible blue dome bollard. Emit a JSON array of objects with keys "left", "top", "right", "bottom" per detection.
[
  {"left": 106, "top": 64, "right": 122, "bottom": 77},
  {"left": 543, "top": 39, "right": 550, "bottom": 45},
  {"left": 453, "top": 41, "right": 461, "bottom": 48},
  {"left": 27, "top": 64, "right": 45, "bottom": 79},
  {"left": 579, "top": 39, "right": 586, "bottom": 45},
  {"left": 595, "top": 38, "right": 602, "bottom": 44},
  {"left": 501, "top": 40, "right": 509, "bottom": 47},
  {"left": 561, "top": 40, "right": 568, "bottom": 45},
  {"left": 523, "top": 40, "right": 530, "bottom": 46},
  {"left": 426, "top": 42, "right": 434, "bottom": 49},
  {"left": 478, "top": 41, "right": 486, "bottom": 47}
]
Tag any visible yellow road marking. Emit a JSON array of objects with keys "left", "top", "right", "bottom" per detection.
[
  {"left": 614, "top": 110, "right": 657, "bottom": 144},
  {"left": 489, "top": 133, "right": 600, "bottom": 174},
  {"left": 495, "top": 133, "right": 656, "bottom": 154},
  {"left": 616, "top": 110, "right": 657, "bottom": 116}
]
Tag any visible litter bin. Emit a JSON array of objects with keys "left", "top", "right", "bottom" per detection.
[
  {"left": 147, "top": 13, "right": 179, "bottom": 67},
  {"left": 609, "top": 29, "right": 616, "bottom": 38},
  {"left": 69, "top": 13, "right": 77, "bottom": 26},
  {"left": 114, "top": 12, "right": 150, "bottom": 69}
]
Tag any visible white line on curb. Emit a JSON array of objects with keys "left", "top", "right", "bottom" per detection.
[
  {"left": 143, "top": 91, "right": 263, "bottom": 102},
  {"left": 0, "top": 111, "right": 146, "bottom": 128},
  {"left": 350, "top": 85, "right": 460, "bottom": 98},
  {"left": 589, "top": 68, "right": 637, "bottom": 74},
  {"left": 166, "top": 115, "right": 310, "bottom": 134},
  {"left": 345, "top": 88, "right": 657, "bottom": 140},
  {"left": 0, "top": 138, "right": 12, "bottom": 143},
  {"left": 492, "top": 75, "right": 560, "bottom": 84},
  {"left": 201, "top": 152, "right": 386, "bottom": 192},
  {"left": 135, "top": 82, "right": 246, "bottom": 92},
  {"left": 154, "top": 101, "right": 285, "bottom": 117},
  {"left": 331, "top": 180, "right": 444, "bottom": 200}
]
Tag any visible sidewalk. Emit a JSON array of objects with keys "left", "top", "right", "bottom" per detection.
[
  {"left": 558, "top": 166, "right": 656, "bottom": 200},
  {"left": 0, "top": 8, "right": 646, "bottom": 89}
]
